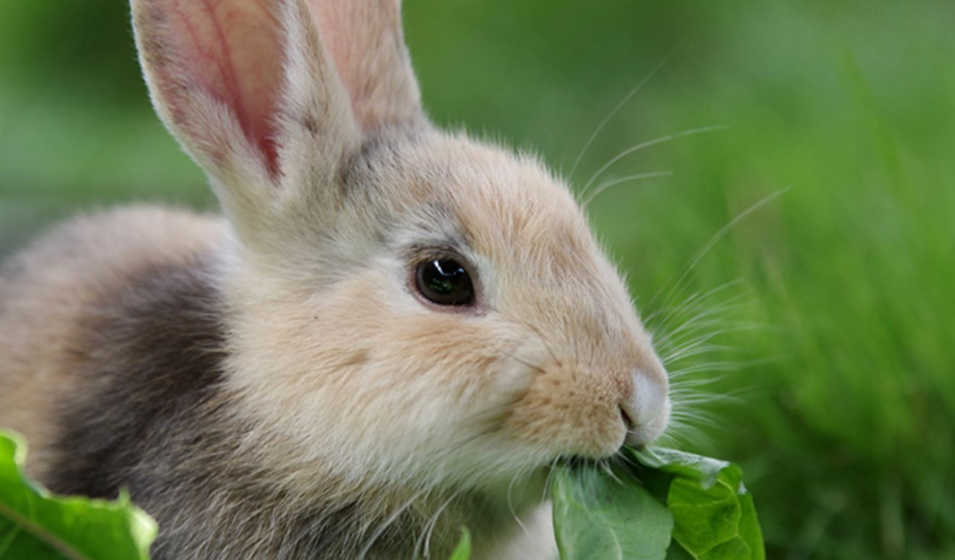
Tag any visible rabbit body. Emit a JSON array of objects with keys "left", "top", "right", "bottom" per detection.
[
  {"left": 0, "top": 0, "right": 671, "bottom": 558},
  {"left": 0, "top": 206, "right": 553, "bottom": 559}
]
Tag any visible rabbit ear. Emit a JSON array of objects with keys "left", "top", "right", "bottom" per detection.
[
  {"left": 131, "top": 0, "right": 360, "bottom": 213},
  {"left": 306, "top": 0, "right": 423, "bottom": 131}
]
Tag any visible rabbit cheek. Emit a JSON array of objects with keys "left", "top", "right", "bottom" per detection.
[
  {"left": 224, "top": 269, "right": 512, "bottom": 482},
  {"left": 504, "top": 365, "right": 628, "bottom": 459}
]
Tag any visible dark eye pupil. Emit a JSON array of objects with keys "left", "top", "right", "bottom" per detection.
[{"left": 415, "top": 258, "right": 474, "bottom": 306}]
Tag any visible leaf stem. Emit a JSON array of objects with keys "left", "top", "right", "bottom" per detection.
[{"left": 0, "top": 502, "right": 90, "bottom": 560}]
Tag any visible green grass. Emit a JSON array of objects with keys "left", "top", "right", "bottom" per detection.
[{"left": 2, "top": 0, "right": 953, "bottom": 558}]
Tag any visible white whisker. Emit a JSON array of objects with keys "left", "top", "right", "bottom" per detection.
[
  {"left": 650, "top": 289, "right": 750, "bottom": 339},
  {"left": 355, "top": 487, "right": 429, "bottom": 560},
  {"left": 417, "top": 490, "right": 460, "bottom": 560},
  {"left": 650, "top": 187, "right": 791, "bottom": 317},
  {"left": 580, "top": 125, "right": 728, "bottom": 198},
  {"left": 644, "top": 278, "right": 745, "bottom": 328},
  {"left": 567, "top": 44, "right": 684, "bottom": 182},
  {"left": 582, "top": 171, "right": 673, "bottom": 208}
]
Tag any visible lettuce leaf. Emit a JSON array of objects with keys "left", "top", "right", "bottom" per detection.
[
  {"left": 552, "top": 461, "right": 674, "bottom": 560},
  {"left": 630, "top": 447, "right": 765, "bottom": 560},
  {"left": 0, "top": 431, "right": 156, "bottom": 560},
  {"left": 551, "top": 446, "right": 765, "bottom": 560},
  {"left": 448, "top": 527, "right": 472, "bottom": 560}
]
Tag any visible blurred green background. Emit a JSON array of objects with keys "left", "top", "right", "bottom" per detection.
[{"left": 1, "top": 0, "right": 953, "bottom": 558}]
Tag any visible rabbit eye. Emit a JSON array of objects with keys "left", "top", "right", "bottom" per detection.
[{"left": 414, "top": 258, "right": 475, "bottom": 306}]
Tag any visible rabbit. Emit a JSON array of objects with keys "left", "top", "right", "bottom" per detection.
[{"left": 0, "top": 0, "right": 672, "bottom": 558}]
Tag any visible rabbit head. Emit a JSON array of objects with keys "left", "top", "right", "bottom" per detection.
[{"left": 131, "top": 0, "right": 670, "bottom": 491}]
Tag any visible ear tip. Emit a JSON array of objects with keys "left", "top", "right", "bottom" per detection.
[{"left": 306, "top": 0, "right": 423, "bottom": 131}]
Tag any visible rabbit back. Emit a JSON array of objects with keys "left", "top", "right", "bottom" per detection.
[{"left": 0, "top": 206, "right": 223, "bottom": 480}]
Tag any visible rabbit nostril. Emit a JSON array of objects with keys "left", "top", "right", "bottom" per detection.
[
  {"left": 620, "top": 365, "right": 670, "bottom": 447},
  {"left": 619, "top": 406, "right": 636, "bottom": 430}
]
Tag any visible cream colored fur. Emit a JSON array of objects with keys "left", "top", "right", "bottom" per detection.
[{"left": 0, "top": 0, "right": 670, "bottom": 558}]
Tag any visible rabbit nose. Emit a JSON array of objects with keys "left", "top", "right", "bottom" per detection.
[{"left": 622, "top": 364, "right": 670, "bottom": 446}]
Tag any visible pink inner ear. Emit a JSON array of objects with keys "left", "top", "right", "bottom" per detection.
[{"left": 158, "top": 0, "right": 284, "bottom": 176}]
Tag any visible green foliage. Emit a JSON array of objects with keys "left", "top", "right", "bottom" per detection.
[
  {"left": 552, "top": 447, "right": 764, "bottom": 560},
  {"left": 2, "top": 430, "right": 761, "bottom": 560},
  {"left": 447, "top": 528, "right": 472, "bottom": 560},
  {"left": 552, "top": 461, "right": 673, "bottom": 560},
  {"left": 0, "top": 432, "right": 156, "bottom": 560},
  {"left": 631, "top": 448, "right": 764, "bottom": 560}
]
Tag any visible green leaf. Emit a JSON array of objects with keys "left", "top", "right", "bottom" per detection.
[
  {"left": 629, "top": 447, "right": 766, "bottom": 560},
  {"left": 447, "top": 527, "right": 472, "bottom": 560},
  {"left": 630, "top": 447, "right": 730, "bottom": 489},
  {"left": 551, "top": 462, "right": 674, "bottom": 560},
  {"left": 0, "top": 431, "right": 157, "bottom": 560}
]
